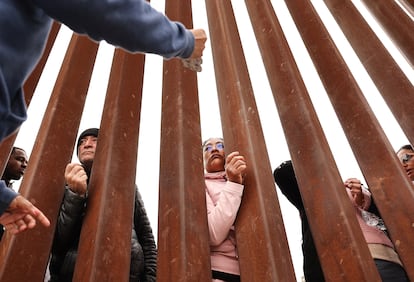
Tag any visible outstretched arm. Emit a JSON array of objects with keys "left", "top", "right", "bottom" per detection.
[
  {"left": 33, "top": 0, "right": 206, "bottom": 60},
  {"left": 0, "top": 195, "right": 50, "bottom": 235}
]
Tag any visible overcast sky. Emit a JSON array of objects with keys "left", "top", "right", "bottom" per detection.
[{"left": 13, "top": 0, "right": 413, "bottom": 280}]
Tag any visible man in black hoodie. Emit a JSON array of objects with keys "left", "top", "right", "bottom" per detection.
[{"left": 49, "top": 128, "right": 156, "bottom": 281}]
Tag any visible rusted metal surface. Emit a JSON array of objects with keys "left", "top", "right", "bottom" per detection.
[
  {"left": 0, "top": 135, "right": 15, "bottom": 176},
  {"left": 206, "top": 0, "right": 296, "bottom": 280},
  {"left": 0, "top": 34, "right": 99, "bottom": 281},
  {"left": 156, "top": 1, "right": 211, "bottom": 281},
  {"left": 23, "top": 22, "right": 61, "bottom": 105},
  {"left": 1, "top": 0, "right": 412, "bottom": 280},
  {"left": 322, "top": 0, "right": 414, "bottom": 148},
  {"left": 244, "top": 0, "right": 382, "bottom": 280},
  {"left": 398, "top": 0, "right": 414, "bottom": 17},
  {"left": 0, "top": 22, "right": 61, "bottom": 175},
  {"left": 360, "top": 0, "right": 414, "bottom": 65},
  {"left": 73, "top": 49, "right": 145, "bottom": 281},
  {"left": 285, "top": 0, "right": 414, "bottom": 279}
]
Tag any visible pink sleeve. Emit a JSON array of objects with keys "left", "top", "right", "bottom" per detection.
[{"left": 206, "top": 181, "right": 244, "bottom": 246}]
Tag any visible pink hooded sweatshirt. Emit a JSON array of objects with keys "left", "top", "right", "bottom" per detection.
[{"left": 205, "top": 171, "right": 244, "bottom": 276}]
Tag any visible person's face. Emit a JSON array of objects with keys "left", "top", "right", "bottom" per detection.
[
  {"left": 4, "top": 148, "right": 28, "bottom": 181},
  {"left": 203, "top": 138, "right": 225, "bottom": 173},
  {"left": 78, "top": 135, "right": 97, "bottom": 165},
  {"left": 397, "top": 148, "right": 414, "bottom": 181}
]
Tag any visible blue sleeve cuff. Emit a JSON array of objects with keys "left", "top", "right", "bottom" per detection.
[
  {"left": 179, "top": 28, "right": 195, "bottom": 59},
  {"left": 0, "top": 181, "right": 18, "bottom": 215}
]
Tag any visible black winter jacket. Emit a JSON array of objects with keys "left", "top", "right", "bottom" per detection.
[
  {"left": 274, "top": 160, "right": 325, "bottom": 282},
  {"left": 49, "top": 186, "right": 157, "bottom": 282}
]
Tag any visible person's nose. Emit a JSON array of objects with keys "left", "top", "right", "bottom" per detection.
[
  {"left": 210, "top": 146, "right": 220, "bottom": 153},
  {"left": 83, "top": 139, "right": 95, "bottom": 148}
]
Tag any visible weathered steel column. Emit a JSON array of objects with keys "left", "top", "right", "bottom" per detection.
[
  {"left": 399, "top": 0, "right": 414, "bottom": 9},
  {"left": 0, "top": 34, "right": 98, "bottom": 281},
  {"left": 23, "top": 22, "right": 62, "bottom": 106},
  {"left": 321, "top": 0, "right": 414, "bottom": 147},
  {"left": 157, "top": 0, "right": 211, "bottom": 281},
  {"left": 74, "top": 49, "right": 145, "bottom": 281},
  {"left": 0, "top": 22, "right": 60, "bottom": 173},
  {"left": 206, "top": 0, "right": 296, "bottom": 280},
  {"left": 285, "top": 0, "right": 414, "bottom": 279},
  {"left": 244, "top": 0, "right": 382, "bottom": 280},
  {"left": 360, "top": 0, "right": 414, "bottom": 65},
  {"left": 400, "top": 0, "right": 414, "bottom": 12}
]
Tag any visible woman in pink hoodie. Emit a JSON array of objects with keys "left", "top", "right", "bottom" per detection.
[{"left": 203, "top": 138, "right": 247, "bottom": 282}]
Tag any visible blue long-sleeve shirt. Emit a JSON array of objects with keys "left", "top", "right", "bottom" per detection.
[{"left": 0, "top": 0, "right": 195, "bottom": 210}]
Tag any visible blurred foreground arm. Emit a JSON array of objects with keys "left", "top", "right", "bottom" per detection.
[
  {"left": 33, "top": 0, "right": 206, "bottom": 59},
  {"left": 0, "top": 195, "right": 50, "bottom": 235}
]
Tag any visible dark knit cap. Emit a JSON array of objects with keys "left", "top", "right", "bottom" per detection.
[{"left": 76, "top": 128, "right": 99, "bottom": 155}]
